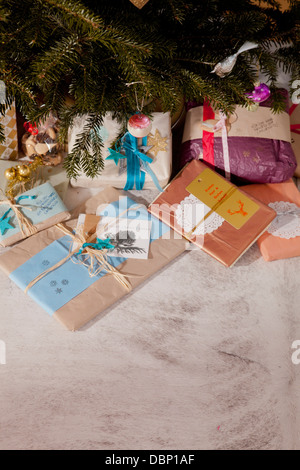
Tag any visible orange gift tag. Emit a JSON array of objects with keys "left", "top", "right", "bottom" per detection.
[{"left": 186, "top": 168, "right": 259, "bottom": 229}]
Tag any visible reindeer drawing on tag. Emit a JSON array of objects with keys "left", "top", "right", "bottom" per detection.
[
  {"left": 106, "top": 230, "right": 146, "bottom": 255},
  {"left": 228, "top": 200, "right": 248, "bottom": 217}
]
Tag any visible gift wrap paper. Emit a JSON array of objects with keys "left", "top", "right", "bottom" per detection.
[
  {"left": 39, "top": 163, "right": 70, "bottom": 201},
  {"left": 290, "top": 102, "right": 300, "bottom": 178},
  {"left": 148, "top": 160, "right": 276, "bottom": 267},
  {"left": 0, "top": 182, "right": 70, "bottom": 247},
  {"left": 242, "top": 179, "right": 300, "bottom": 261},
  {"left": 0, "top": 103, "right": 18, "bottom": 160},
  {"left": 0, "top": 187, "right": 186, "bottom": 331},
  {"left": 180, "top": 97, "right": 297, "bottom": 184},
  {"left": 69, "top": 112, "right": 172, "bottom": 190}
]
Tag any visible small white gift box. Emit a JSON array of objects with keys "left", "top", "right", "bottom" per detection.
[{"left": 69, "top": 112, "right": 172, "bottom": 190}]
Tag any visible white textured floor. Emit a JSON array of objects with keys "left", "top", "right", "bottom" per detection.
[{"left": 0, "top": 184, "right": 300, "bottom": 450}]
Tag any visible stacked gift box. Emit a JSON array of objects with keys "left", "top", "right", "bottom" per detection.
[{"left": 0, "top": 87, "right": 299, "bottom": 331}]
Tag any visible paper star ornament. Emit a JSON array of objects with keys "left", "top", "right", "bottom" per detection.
[
  {"left": 0, "top": 216, "right": 14, "bottom": 235},
  {"left": 147, "top": 129, "right": 168, "bottom": 158},
  {"left": 106, "top": 148, "right": 126, "bottom": 166},
  {"left": 129, "top": 0, "right": 150, "bottom": 9}
]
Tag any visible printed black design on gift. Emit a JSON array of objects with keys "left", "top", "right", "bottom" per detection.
[
  {"left": 42, "top": 260, "right": 50, "bottom": 266},
  {"left": 50, "top": 280, "right": 57, "bottom": 287},
  {"left": 107, "top": 230, "right": 146, "bottom": 255},
  {"left": 55, "top": 288, "right": 63, "bottom": 294},
  {"left": 61, "top": 279, "right": 69, "bottom": 285}
]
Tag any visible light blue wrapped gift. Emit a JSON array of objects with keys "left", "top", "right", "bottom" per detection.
[{"left": 0, "top": 181, "right": 70, "bottom": 246}]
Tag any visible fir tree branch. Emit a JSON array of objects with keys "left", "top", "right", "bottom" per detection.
[
  {"left": 63, "top": 113, "right": 105, "bottom": 179},
  {"left": 37, "top": 0, "right": 104, "bottom": 30},
  {"left": 0, "top": 0, "right": 298, "bottom": 177}
]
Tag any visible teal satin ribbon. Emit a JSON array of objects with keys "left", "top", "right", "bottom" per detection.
[
  {"left": 76, "top": 238, "right": 115, "bottom": 256},
  {"left": 107, "top": 132, "right": 163, "bottom": 192},
  {"left": 0, "top": 194, "right": 38, "bottom": 223}
]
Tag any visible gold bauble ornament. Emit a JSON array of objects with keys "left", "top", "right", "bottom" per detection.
[
  {"left": 18, "top": 165, "right": 31, "bottom": 178},
  {"left": 3, "top": 157, "right": 44, "bottom": 200},
  {"left": 4, "top": 167, "right": 16, "bottom": 181},
  {"left": 15, "top": 165, "right": 24, "bottom": 182}
]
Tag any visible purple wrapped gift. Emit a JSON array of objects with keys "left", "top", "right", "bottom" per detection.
[{"left": 180, "top": 91, "right": 296, "bottom": 185}]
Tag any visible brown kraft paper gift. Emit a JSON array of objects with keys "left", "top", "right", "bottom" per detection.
[{"left": 0, "top": 187, "right": 186, "bottom": 331}]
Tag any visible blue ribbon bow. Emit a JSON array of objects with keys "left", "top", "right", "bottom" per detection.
[
  {"left": 107, "top": 132, "right": 163, "bottom": 192},
  {"left": 76, "top": 238, "right": 115, "bottom": 256}
]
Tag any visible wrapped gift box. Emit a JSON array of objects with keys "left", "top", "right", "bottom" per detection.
[
  {"left": 0, "top": 182, "right": 70, "bottom": 247},
  {"left": 242, "top": 179, "right": 300, "bottom": 261},
  {"left": 69, "top": 112, "right": 172, "bottom": 190},
  {"left": 148, "top": 160, "right": 276, "bottom": 267},
  {"left": 180, "top": 93, "right": 297, "bottom": 184},
  {"left": 0, "top": 187, "right": 186, "bottom": 331},
  {"left": 290, "top": 103, "right": 300, "bottom": 178},
  {"left": 0, "top": 103, "right": 18, "bottom": 160}
]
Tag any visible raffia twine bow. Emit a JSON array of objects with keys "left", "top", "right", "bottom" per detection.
[
  {"left": 25, "top": 222, "right": 132, "bottom": 294},
  {"left": 0, "top": 195, "right": 38, "bottom": 238}
]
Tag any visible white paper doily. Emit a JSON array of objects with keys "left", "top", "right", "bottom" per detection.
[
  {"left": 267, "top": 201, "right": 300, "bottom": 239},
  {"left": 175, "top": 194, "right": 225, "bottom": 236}
]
